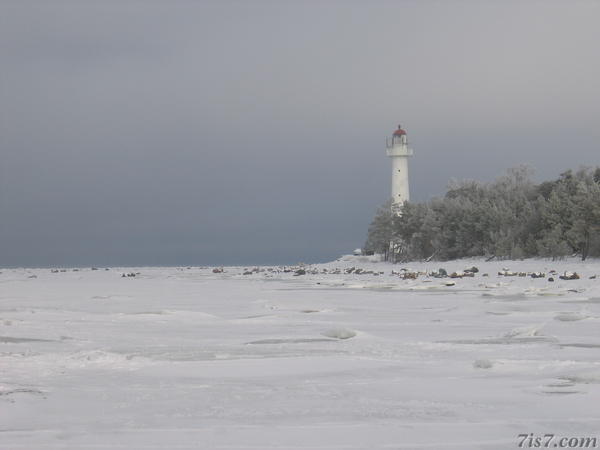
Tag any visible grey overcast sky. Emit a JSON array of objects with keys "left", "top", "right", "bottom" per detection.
[{"left": 1, "top": 1, "right": 599, "bottom": 267}]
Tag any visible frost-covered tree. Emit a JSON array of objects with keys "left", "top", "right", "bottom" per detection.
[
  {"left": 566, "top": 170, "right": 600, "bottom": 260},
  {"left": 363, "top": 200, "right": 395, "bottom": 260},
  {"left": 394, "top": 202, "right": 437, "bottom": 261},
  {"left": 365, "top": 166, "right": 600, "bottom": 261}
]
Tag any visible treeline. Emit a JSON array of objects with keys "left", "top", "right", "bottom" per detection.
[{"left": 365, "top": 166, "right": 600, "bottom": 262}]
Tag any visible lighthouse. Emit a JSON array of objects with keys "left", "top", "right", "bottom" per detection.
[{"left": 386, "top": 124, "right": 413, "bottom": 213}]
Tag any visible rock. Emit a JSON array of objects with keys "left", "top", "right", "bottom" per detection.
[
  {"left": 438, "top": 268, "right": 448, "bottom": 277},
  {"left": 473, "top": 359, "right": 493, "bottom": 369},
  {"left": 243, "top": 271, "right": 253, "bottom": 275},
  {"left": 465, "top": 266, "right": 479, "bottom": 273},
  {"left": 530, "top": 272, "right": 546, "bottom": 279},
  {"left": 401, "top": 272, "right": 418, "bottom": 280},
  {"left": 450, "top": 271, "right": 474, "bottom": 278},
  {"left": 559, "top": 272, "right": 580, "bottom": 280},
  {"left": 294, "top": 269, "right": 306, "bottom": 276},
  {"left": 548, "top": 277, "right": 555, "bottom": 282},
  {"left": 322, "top": 328, "right": 356, "bottom": 340},
  {"left": 445, "top": 281, "right": 456, "bottom": 286}
]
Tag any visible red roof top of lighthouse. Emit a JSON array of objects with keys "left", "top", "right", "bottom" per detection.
[{"left": 393, "top": 125, "right": 407, "bottom": 136}]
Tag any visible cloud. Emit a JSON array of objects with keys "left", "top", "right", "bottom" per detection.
[{"left": 1, "top": 1, "right": 599, "bottom": 266}]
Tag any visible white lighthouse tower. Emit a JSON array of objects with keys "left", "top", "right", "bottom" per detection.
[{"left": 386, "top": 124, "right": 413, "bottom": 213}]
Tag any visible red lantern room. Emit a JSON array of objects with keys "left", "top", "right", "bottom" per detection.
[{"left": 393, "top": 125, "right": 407, "bottom": 136}]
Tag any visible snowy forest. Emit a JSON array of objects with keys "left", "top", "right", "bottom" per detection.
[{"left": 365, "top": 166, "right": 600, "bottom": 262}]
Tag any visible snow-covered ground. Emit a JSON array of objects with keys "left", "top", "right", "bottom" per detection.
[{"left": 2, "top": 257, "right": 600, "bottom": 449}]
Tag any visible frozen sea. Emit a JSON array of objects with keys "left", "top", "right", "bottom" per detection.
[{"left": 2, "top": 257, "right": 600, "bottom": 449}]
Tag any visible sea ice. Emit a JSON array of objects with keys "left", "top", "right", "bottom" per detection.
[{"left": 1, "top": 257, "right": 600, "bottom": 448}]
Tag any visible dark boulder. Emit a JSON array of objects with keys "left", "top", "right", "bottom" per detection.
[{"left": 559, "top": 272, "right": 580, "bottom": 280}]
